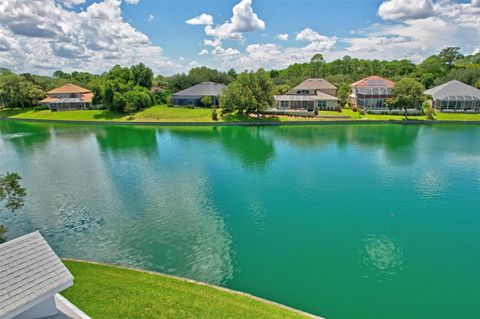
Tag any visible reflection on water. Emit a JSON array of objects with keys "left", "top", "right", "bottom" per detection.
[
  {"left": 361, "top": 234, "right": 404, "bottom": 278},
  {"left": 1, "top": 122, "right": 479, "bottom": 319}
]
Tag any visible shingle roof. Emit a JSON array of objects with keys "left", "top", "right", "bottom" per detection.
[
  {"left": 351, "top": 76, "right": 395, "bottom": 88},
  {"left": 172, "top": 82, "right": 226, "bottom": 98},
  {"left": 0, "top": 232, "right": 73, "bottom": 319},
  {"left": 291, "top": 78, "right": 337, "bottom": 91},
  {"left": 424, "top": 80, "right": 480, "bottom": 100},
  {"left": 47, "top": 84, "right": 91, "bottom": 94}
]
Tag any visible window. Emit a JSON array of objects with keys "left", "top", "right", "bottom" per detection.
[
  {"left": 280, "top": 101, "right": 289, "bottom": 108},
  {"left": 317, "top": 100, "right": 326, "bottom": 108}
]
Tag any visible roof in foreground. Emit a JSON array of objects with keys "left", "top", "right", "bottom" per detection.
[
  {"left": 351, "top": 76, "right": 395, "bottom": 88},
  {"left": 47, "top": 83, "right": 92, "bottom": 94},
  {"left": 424, "top": 80, "right": 480, "bottom": 100},
  {"left": 291, "top": 78, "right": 337, "bottom": 91},
  {"left": 172, "top": 82, "right": 226, "bottom": 98},
  {"left": 0, "top": 231, "right": 73, "bottom": 318}
]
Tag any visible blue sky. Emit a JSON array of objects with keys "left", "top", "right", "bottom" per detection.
[{"left": 0, "top": 0, "right": 479, "bottom": 75}]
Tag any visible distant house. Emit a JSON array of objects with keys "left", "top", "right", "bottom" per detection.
[
  {"left": 274, "top": 78, "right": 339, "bottom": 112},
  {"left": 0, "top": 232, "right": 89, "bottom": 319},
  {"left": 40, "top": 84, "right": 93, "bottom": 111},
  {"left": 171, "top": 82, "right": 226, "bottom": 107},
  {"left": 350, "top": 76, "right": 394, "bottom": 112},
  {"left": 424, "top": 80, "right": 480, "bottom": 112}
]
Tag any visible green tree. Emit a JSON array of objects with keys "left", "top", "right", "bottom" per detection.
[
  {"left": 0, "top": 172, "right": 27, "bottom": 243},
  {"left": 130, "top": 63, "right": 153, "bottom": 88},
  {"left": 439, "top": 47, "right": 464, "bottom": 69},
  {"left": 221, "top": 69, "right": 274, "bottom": 117},
  {"left": 0, "top": 73, "right": 29, "bottom": 108},
  {"left": 112, "top": 92, "right": 127, "bottom": 112},
  {"left": 200, "top": 96, "right": 213, "bottom": 108},
  {"left": 311, "top": 53, "right": 325, "bottom": 78},
  {"left": 386, "top": 78, "right": 425, "bottom": 119}
]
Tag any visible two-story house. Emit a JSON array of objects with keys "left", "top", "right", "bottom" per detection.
[
  {"left": 274, "top": 78, "right": 339, "bottom": 112},
  {"left": 40, "top": 83, "right": 93, "bottom": 111}
]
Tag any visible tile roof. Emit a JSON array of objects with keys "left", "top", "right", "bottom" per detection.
[
  {"left": 424, "top": 80, "right": 480, "bottom": 100},
  {"left": 40, "top": 92, "right": 93, "bottom": 104},
  {"left": 291, "top": 78, "right": 337, "bottom": 91},
  {"left": 0, "top": 232, "right": 73, "bottom": 319},
  {"left": 172, "top": 82, "right": 226, "bottom": 98},
  {"left": 47, "top": 84, "right": 91, "bottom": 94},
  {"left": 351, "top": 76, "right": 395, "bottom": 88}
]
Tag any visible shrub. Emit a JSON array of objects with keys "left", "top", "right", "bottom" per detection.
[
  {"left": 351, "top": 105, "right": 358, "bottom": 112},
  {"left": 33, "top": 105, "right": 48, "bottom": 111},
  {"left": 424, "top": 106, "right": 437, "bottom": 120},
  {"left": 335, "top": 105, "right": 342, "bottom": 113},
  {"left": 211, "top": 109, "right": 218, "bottom": 121}
]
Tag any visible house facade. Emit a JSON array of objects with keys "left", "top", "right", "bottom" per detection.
[
  {"left": 274, "top": 78, "right": 339, "bottom": 112},
  {"left": 424, "top": 80, "right": 480, "bottom": 112},
  {"left": 171, "top": 82, "right": 226, "bottom": 107},
  {"left": 40, "top": 84, "right": 93, "bottom": 111},
  {"left": 350, "top": 76, "right": 394, "bottom": 112}
]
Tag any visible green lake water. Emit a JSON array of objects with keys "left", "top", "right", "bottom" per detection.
[{"left": 0, "top": 121, "right": 479, "bottom": 319}]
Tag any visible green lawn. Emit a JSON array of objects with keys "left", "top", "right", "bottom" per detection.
[
  {"left": 0, "top": 105, "right": 214, "bottom": 122},
  {"left": 1, "top": 105, "right": 479, "bottom": 123},
  {"left": 61, "top": 260, "right": 314, "bottom": 319}
]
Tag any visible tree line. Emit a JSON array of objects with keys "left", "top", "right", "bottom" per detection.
[{"left": 1, "top": 47, "right": 479, "bottom": 115}]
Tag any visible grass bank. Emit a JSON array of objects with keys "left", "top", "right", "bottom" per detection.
[
  {"left": 61, "top": 260, "right": 317, "bottom": 319},
  {"left": 1, "top": 105, "right": 480, "bottom": 124}
]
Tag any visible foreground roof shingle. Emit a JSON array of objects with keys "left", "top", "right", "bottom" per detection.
[
  {"left": 0, "top": 231, "right": 73, "bottom": 319},
  {"left": 172, "top": 82, "right": 226, "bottom": 98}
]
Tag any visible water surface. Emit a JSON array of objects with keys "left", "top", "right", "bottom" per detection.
[{"left": 1, "top": 121, "right": 479, "bottom": 319}]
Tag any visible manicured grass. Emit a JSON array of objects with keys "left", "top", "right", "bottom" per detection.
[
  {"left": 61, "top": 260, "right": 314, "bottom": 319},
  {"left": 436, "top": 112, "right": 480, "bottom": 121},
  {"left": 0, "top": 105, "right": 214, "bottom": 122},
  {"left": 1, "top": 106, "right": 480, "bottom": 123}
]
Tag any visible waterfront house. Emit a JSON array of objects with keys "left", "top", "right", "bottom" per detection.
[
  {"left": 171, "top": 82, "right": 226, "bottom": 107},
  {"left": 350, "top": 76, "right": 395, "bottom": 112},
  {"left": 40, "top": 84, "right": 93, "bottom": 111},
  {"left": 424, "top": 80, "right": 480, "bottom": 112},
  {"left": 0, "top": 231, "right": 89, "bottom": 319},
  {"left": 273, "top": 78, "right": 339, "bottom": 113}
]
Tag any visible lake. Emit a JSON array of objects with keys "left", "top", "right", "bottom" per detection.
[{"left": 0, "top": 121, "right": 479, "bottom": 319}]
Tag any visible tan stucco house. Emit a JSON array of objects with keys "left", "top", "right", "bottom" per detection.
[
  {"left": 274, "top": 78, "right": 339, "bottom": 112},
  {"left": 40, "top": 84, "right": 93, "bottom": 111}
]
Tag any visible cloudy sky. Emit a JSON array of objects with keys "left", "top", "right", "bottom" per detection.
[{"left": 0, "top": 0, "right": 479, "bottom": 76}]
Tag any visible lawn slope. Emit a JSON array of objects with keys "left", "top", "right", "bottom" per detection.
[{"left": 61, "top": 260, "right": 317, "bottom": 319}]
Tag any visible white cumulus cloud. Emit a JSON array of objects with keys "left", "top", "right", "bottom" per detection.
[
  {"left": 277, "top": 33, "right": 288, "bottom": 41},
  {"left": 204, "top": 0, "right": 265, "bottom": 41},
  {"left": 185, "top": 13, "right": 213, "bottom": 26},
  {"left": 0, "top": 0, "right": 183, "bottom": 75},
  {"left": 378, "top": 0, "right": 434, "bottom": 20}
]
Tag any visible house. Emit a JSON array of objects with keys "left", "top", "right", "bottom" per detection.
[
  {"left": 424, "top": 80, "right": 480, "bottom": 112},
  {"left": 0, "top": 232, "right": 89, "bottom": 319},
  {"left": 350, "top": 76, "right": 394, "bottom": 112},
  {"left": 171, "top": 82, "right": 226, "bottom": 107},
  {"left": 40, "top": 84, "right": 93, "bottom": 111},
  {"left": 274, "top": 78, "right": 339, "bottom": 112}
]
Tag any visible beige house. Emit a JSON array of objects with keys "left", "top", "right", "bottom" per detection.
[
  {"left": 40, "top": 84, "right": 93, "bottom": 111},
  {"left": 274, "top": 78, "right": 339, "bottom": 112}
]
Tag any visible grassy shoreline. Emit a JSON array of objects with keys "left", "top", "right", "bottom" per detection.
[
  {"left": 61, "top": 259, "right": 319, "bottom": 319},
  {"left": 1, "top": 105, "right": 480, "bottom": 125}
]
